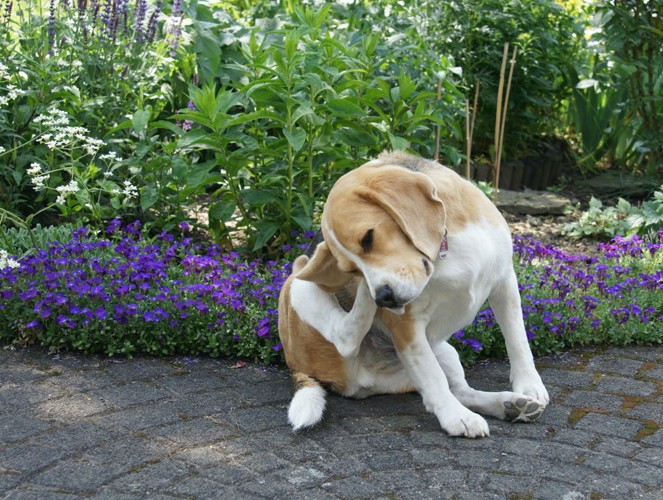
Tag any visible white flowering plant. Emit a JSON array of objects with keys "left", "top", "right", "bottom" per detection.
[
  {"left": 0, "top": 103, "right": 141, "bottom": 250},
  {"left": 0, "top": 0, "right": 195, "bottom": 237}
]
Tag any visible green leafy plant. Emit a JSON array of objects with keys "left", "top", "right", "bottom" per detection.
[
  {"left": 563, "top": 186, "right": 663, "bottom": 239},
  {"left": 0, "top": 0, "right": 191, "bottom": 229},
  {"left": 175, "top": 2, "right": 462, "bottom": 253},
  {"left": 418, "top": 0, "right": 583, "bottom": 158},
  {"left": 592, "top": 0, "right": 662, "bottom": 174},
  {"left": 566, "top": 1, "right": 662, "bottom": 174}
]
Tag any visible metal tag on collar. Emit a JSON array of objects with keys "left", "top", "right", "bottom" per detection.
[{"left": 439, "top": 228, "right": 448, "bottom": 260}]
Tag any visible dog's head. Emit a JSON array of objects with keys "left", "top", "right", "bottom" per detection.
[{"left": 315, "top": 162, "right": 446, "bottom": 311}]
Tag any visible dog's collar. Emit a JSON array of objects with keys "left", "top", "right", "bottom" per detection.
[{"left": 439, "top": 228, "right": 449, "bottom": 260}]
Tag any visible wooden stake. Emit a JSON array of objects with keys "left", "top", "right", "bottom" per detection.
[
  {"left": 466, "top": 80, "right": 480, "bottom": 180},
  {"left": 434, "top": 79, "right": 443, "bottom": 161},
  {"left": 497, "top": 45, "right": 518, "bottom": 188},
  {"left": 494, "top": 42, "right": 509, "bottom": 191}
]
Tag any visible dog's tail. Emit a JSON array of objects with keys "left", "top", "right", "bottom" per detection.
[{"left": 288, "top": 371, "right": 327, "bottom": 431}]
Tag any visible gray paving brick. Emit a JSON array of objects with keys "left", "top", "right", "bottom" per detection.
[
  {"left": 538, "top": 367, "right": 595, "bottom": 388},
  {"left": 0, "top": 413, "right": 51, "bottom": 443},
  {"left": 573, "top": 411, "right": 645, "bottom": 438},
  {"left": 587, "top": 355, "right": 644, "bottom": 376},
  {"left": 595, "top": 374, "right": 659, "bottom": 396},
  {"left": 562, "top": 389, "right": 624, "bottom": 412},
  {"left": 628, "top": 402, "right": 663, "bottom": 421}
]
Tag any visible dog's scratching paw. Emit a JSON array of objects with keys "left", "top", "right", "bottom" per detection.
[{"left": 503, "top": 396, "right": 544, "bottom": 423}]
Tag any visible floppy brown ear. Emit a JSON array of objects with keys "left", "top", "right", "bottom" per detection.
[
  {"left": 294, "top": 241, "right": 352, "bottom": 292},
  {"left": 358, "top": 168, "right": 445, "bottom": 261}
]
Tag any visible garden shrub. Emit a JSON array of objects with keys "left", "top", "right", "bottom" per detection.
[
  {"left": 418, "top": 0, "right": 584, "bottom": 158},
  {"left": 1, "top": 0, "right": 464, "bottom": 254},
  {"left": 175, "top": 2, "right": 463, "bottom": 253},
  {"left": 566, "top": 0, "right": 662, "bottom": 175},
  {"left": 0, "top": 0, "right": 193, "bottom": 231},
  {"left": 563, "top": 185, "right": 663, "bottom": 240}
]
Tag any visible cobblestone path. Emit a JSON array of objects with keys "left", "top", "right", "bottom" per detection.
[{"left": 1, "top": 345, "right": 661, "bottom": 499}]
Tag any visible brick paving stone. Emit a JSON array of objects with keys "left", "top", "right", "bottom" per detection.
[
  {"left": 538, "top": 367, "right": 596, "bottom": 388},
  {"left": 595, "top": 374, "right": 659, "bottom": 397},
  {"left": 586, "top": 354, "right": 644, "bottom": 376},
  {"left": 1, "top": 345, "right": 661, "bottom": 499},
  {"left": 628, "top": 402, "right": 663, "bottom": 421},
  {"left": 573, "top": 411, "right": 645, "bottom": 438},
  {"left": 641, "top": 365, "right": 663, "bottom": 381},
  {"left": 642, "top": 429, "right": 663, "bottom": 446},
  {"left": 562, "top": 389, "right": 625, "bottom": 412},
  {"left": 592, "top": 436, "right": 643, "bottom": 458},
  {"left": 0, "top": 413, "right": 51, "bottom": 443}
]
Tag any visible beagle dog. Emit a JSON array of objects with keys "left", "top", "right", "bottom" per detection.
[{"left": 278, "top": 151, "right": 549, "bottom": 437}]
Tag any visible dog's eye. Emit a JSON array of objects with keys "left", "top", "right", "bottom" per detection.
[{"left": 360, "top": 229, "right": 374, "bottom": 253}]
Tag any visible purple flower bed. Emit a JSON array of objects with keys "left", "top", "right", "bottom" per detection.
[
  {"left": 0, "top": 220, "right": 298, "bottom": 363},
  {"left": 452, "top": 231, "right": 663, "bottom": 364},
  {"left": 1, "top": 221, "right": 661, "bottom": 365}
]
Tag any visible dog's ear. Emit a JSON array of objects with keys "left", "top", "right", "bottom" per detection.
[
  {"left": 294, "top": 241, "right": 351, "bottom": 291},
  {"left": 358, "top": 169, "right": 445, "bottom": 261}
]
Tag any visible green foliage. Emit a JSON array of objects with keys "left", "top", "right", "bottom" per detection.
[
  {"left": 175, "top": 1, "right": 462, "bottom": 253},
  {"left": 0, "top": 0, "right": 192, "bottom": 229},
  {"left": 564, "top": 186, "right": 663, "bottom": 239},
  {"left": 424, "top": 0, "right": 583, "bottom": 157},
  {"left": 567, "top": 0, "right": 662, "bottom": 174},
  {"left": 0, "top": 221, "right": 83, "bottom": 255}
]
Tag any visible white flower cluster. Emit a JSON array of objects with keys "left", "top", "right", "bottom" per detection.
[
  {"left": 34, "top": 109, "right": 105, "bottom": 155},
  {"left": 55, "top": 180, "right": 80, "bottom": 204},
  {"left": 122, "top": 180, "right": 139, "bottom": 200},
  {"left": 0, "top": 249, "right": 20, "bottom": 270},
  {"left": 27, "top": 162, "right": 50, "bottom": 191},
  {"left": 0, "top": 83, "right": 23, "bottom": 106},
  {"left": 0, "top": 62, "right": 9, "bottom": 80}
]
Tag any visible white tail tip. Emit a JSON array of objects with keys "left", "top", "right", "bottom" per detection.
[{"left": 288, "top": 385, "right": 327, "bottom": 431}]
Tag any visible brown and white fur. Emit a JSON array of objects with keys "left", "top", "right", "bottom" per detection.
[{"left": 278, "top": 151, "right": 549, "bottom": 437}]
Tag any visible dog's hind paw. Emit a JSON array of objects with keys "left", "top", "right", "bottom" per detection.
[{"left": 503, "top": 396, "right": 544, "bottom": 423}]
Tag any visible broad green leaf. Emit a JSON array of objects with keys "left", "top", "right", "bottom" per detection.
[
  {"left": 252, "top": 222, "right": 279, "bottom": 251},
  {"left": 326, "top": 98, "right": 366, "bottom": 117},
  {"left": 209, "top": 199, "right": 236, "bottom": 224},
  {"left": 284, "top": 127, "right": 306, "bottom": 153},
  {"left": 388, "top": 133, "right": 409, "bottom": 151},
  {"left": 576, "top": 79, "right": 598, "bottom": 90},
  {"left": 132, "top": 109, "right": 151, "bottom": 134},
  {"left": 243, "top": 189, "right": 279, "bottom": 206},
  {"left": 140, "top": 186, "right": 159, "bottom": 210},
  {"left": 292, "top": 213, "right": 312, "bottom": 231},
  {"left": 187, "top": 161, "right": 215, "bottom": 188}
]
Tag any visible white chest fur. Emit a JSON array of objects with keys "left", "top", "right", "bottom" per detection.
[{"left": 408, "top": 220, "right": 514, "bottom": 341}]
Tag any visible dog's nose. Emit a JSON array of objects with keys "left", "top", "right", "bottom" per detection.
[{"left": 375, "top": 284, "right": 398, "bottom": 308}]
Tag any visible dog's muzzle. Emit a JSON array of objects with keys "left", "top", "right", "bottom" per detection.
[{"left": 375, "top": 284, "right": 401, "bottom": 308}]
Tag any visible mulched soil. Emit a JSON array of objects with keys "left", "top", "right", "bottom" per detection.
[{"left": 503, "top": 212, "right": 602, "bottom": 258}]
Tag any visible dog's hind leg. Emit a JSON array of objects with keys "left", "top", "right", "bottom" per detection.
[
  {"left": 288, "top": 371, "right": 327, "bottom": 431},
  {"left": 432, "top": 341, "right": 544, "bottom": 422},
  {"left": 488, "top": 270, "right": 550, "bottom": 407}
]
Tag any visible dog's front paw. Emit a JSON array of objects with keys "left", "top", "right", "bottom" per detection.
[
  {"left": 438, "top": 406, "right": 490, "bottom": 438},
  {"left": 503, "top": 394, "right": 545, "bottom": 423}
]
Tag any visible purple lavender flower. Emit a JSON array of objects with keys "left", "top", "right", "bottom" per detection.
[
  {"left": 47, "top": 0, "right": 57, "bottom": 51},
  {"left": 2, "top": 0, "right": 13, "bottom": 27},
  {"left": 133, "top": 0, "right": 147, "bottom": 43}
]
